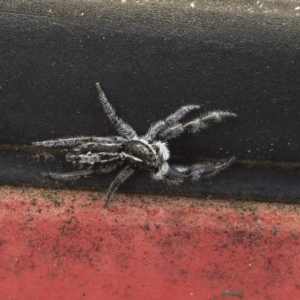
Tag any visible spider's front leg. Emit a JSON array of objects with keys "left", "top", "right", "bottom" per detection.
[
  {"left": 167, "top": 156, "right": 236, "bottom": 181},
  {"left": 144, "top": 104, "right": 201, "bottom": 141},
  {"left": 158, "top": 110, "right": 237, "bottom": 141}
]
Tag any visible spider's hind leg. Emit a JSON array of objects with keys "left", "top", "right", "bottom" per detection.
[
  {"left": 32, "top": 136, "right": 126, "bottom": 149},
  {"left": 42, "top": 169, "right": 97, "bottom": 181}
]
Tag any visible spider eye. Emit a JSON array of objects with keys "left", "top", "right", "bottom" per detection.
[{"left": 152, "top": 145, "right": 159, "bottom": 153}]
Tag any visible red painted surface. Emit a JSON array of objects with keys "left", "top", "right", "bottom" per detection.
[{"left": 0, "top": 186, "right": 299, "bottom": 299}]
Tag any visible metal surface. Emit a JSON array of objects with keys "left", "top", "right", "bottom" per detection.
[
  {"left": 0, "top": 149, "right": 300, "bottom": 203},
  {"left": 0, "top": 186, "right": 300, "bottom": 299},
  {"left": 0, "top": 0, "right": 300, "bottom": 162}
]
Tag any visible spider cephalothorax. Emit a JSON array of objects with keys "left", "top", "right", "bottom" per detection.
[{"left": 33, "top": 83, "right": 236, "bottom": 208}]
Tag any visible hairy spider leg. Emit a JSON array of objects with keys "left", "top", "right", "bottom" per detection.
[
  {"left": 68, "top": 141, "right": 123, "bottom": 156},
  {"left": 42, "top": 169, "right": 98, "bottom": 180},
  {"left": 170, "top": 156, "right": 236, "bottom": 181},
  {"left": 32, "top": 136, "right": 126, "bottom": 148},
  {"left": 104, "top": 166, "right": 135, "bottom": 208},
  {"left": 43, "top": 160, "right": 121, "bottom": 181},
  {"left": 95, "top": 82, "right": 137, "bottom": 139},
  {"left": 144, "top": 105, "right": 201, "bottom": 141},
  {"left": 160, "top": 164, "right": 185, "bottom": 185},
  {"left": 158, "top": 111, "right": 237, "bottom": 141}
]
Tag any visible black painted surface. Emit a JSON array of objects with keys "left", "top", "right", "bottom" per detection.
[
  {"left": 0, "top": 150, "right": 299, "bottom": 203},
  {"left": 0, "top": 0, "right": 299, "bottom": 201}
]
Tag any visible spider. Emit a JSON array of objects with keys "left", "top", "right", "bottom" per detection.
[{"left": 33, "top": 82, "right": 237, "bottom": 208}]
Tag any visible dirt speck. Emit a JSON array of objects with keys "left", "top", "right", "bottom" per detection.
[{"left": 221, "top": 289, "right": 244, "bottom": 298}]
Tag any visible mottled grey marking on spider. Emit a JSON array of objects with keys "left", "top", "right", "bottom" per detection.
[{"left": 33, "top": 83, "right": 237, "bottom": 208}]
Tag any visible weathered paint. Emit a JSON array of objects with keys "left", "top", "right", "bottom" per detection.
[{"left": 0, "top": 186, "right": 299, "bottom": 299}]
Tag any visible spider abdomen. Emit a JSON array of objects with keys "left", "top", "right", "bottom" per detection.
[{"left": 123, "top": 140, "right": 160, "bottom": 171}]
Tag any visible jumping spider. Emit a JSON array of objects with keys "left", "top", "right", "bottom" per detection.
[{"left": 33, "top": 83, "right": 236, "bottom": 208}]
